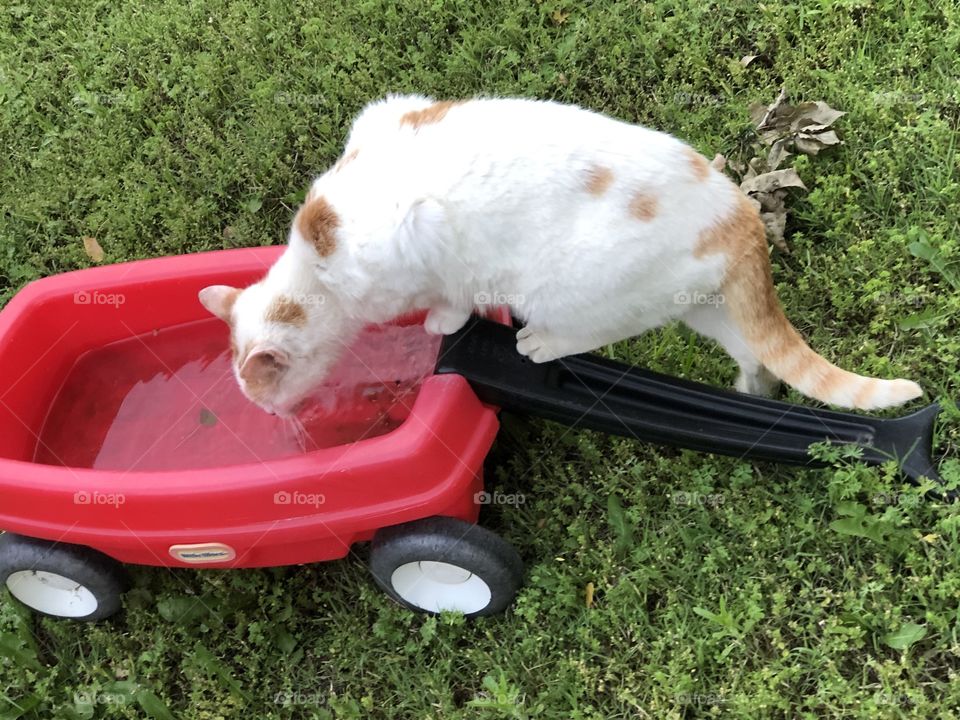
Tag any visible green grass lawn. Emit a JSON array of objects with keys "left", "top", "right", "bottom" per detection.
[{"left": 2, "top": 0, "right": 959, "bottom": 717}]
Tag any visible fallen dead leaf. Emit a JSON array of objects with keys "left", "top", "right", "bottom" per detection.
[
  {"left": 750, "top": 88, "right": 845, "bottom": 157},
  {"left": 795, "top": 130, "right": 841, "bottom": 155},
  {"left": 750, "top": 86, "right": 788, "bottom": 129},
  {"left": 740, "top": 54, "right": 758, "bottom": 67},
  {"left": 790, "top": 101, "right": 845, "bottom": 130},
  {"left": 740, "top": 168, "right": 807, "bottom": 194},
  {"left": 722, "top": 88, "right": 844, "bottom": 252},
  {"left": 767, "top": 138, "right": 792, "bottom": 170},
  {"left": 738, "top": 170, "right": 805, "bottom": 253},
  {"left": 585, "top": 581, "right": 595, "bottom": 608},
  {"left": 82, "top": 236, "right": 104, "bottom": 262},
  {"left": 761, "top": 210, "right": 789, "bottom": 253}
]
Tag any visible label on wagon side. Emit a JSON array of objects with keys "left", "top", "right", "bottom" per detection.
[{"left": 168, "top": 543, "right": 237, "bottom": 564}]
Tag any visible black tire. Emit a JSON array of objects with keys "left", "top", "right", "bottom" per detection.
[
  {"left": 0, "top": 533, "right": 128, "bottom": 621},
  {"left": 370, "top": 516, "right": 523, "bottom": 617}
]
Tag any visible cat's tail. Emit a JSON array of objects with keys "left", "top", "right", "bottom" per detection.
[{"left": 720, "top": 203, "right": 922, "bottom": 411}]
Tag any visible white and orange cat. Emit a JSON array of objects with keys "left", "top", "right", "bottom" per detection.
[{"left": 199, "top": 94, "right": 922, "bottom": 416}]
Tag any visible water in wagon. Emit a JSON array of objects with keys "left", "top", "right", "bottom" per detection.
[{"left": 35, "top": 319, "right": 441, "bottom": 471}]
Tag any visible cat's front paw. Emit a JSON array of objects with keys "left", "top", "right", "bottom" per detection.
[
  {"left": 424, "top": 306, "right": 470, "bottom": 335},
  {"left": 516, "top": 327, "right": 565, "bottom": 363}
]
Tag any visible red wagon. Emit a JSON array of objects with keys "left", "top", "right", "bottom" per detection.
[
  {"left": 0, "top": 248, "right": 944, "bottom": 621},
  {"left": 0, "top": 248, "right": 522, "bottom": 620}
]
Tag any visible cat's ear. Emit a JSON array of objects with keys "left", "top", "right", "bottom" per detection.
[
  {"left": 198, "top": 285, "right": 240, "bottom": 322},
  {"left": 239, "top": 347, "right": 290, "bottom": 386}
]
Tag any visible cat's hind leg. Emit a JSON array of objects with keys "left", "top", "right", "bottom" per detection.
[{"left": 681, "top": 302, "right": 780, "bottom": 396}]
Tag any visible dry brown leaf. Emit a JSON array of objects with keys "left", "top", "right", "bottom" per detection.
[
  {"left": 794, "top": 130, "right": 841, "bottom": 155},
  {"left": 740, "top": 168, "right": 807, "bottom": 194},
  {"left": 793, "top": 122, "right": 834, "bottom": 134},
  {"left": 745, "top": 193, "right": 790, "bottom": 252},
  {"left": 790, "top": 101, "right": 845, "bottom": 130},
  {"left": 739, "top": 170, "right": 801, "bottom": 253},
  {"left": 585, "top": 581, "right": 595, "bottom": 608},
  {"left": 727, "top": 156, "right": 747, "bottom": 176},
  {"left": 751, "top": 190, "right": 787, "bottom": 214},
  {"left": 761, "top": 211, "right": 789, "bottom": 253},
  {"left": 727, "top": 89, "right": 843, "bottom": 253},
  {"left": 82, "top": 236, "right": 104, "bottom": 262},
  {"left": 750, "top": 89, "right": 844, "bottom": 157},
  {"left": 751, "top": 86, "right": 789, "bottom": 130},
  {"left": 767, "top": 139, "right": 792, "bottom": 170}
]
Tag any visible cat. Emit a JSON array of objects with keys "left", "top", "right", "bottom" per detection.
[{"left": 199, "top": 94, "right": 922, "bottom": 416}]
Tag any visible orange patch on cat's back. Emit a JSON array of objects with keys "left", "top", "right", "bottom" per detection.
[
  {"left": 265, "top": 295, "right": 307, "bottom": 326},
  {"left": 693, "top": 192, "right": 762, "bottom": 261},
  {"left": 685, "top": 146, "right": 711, "bottom": 182},
  {"left": 296, "top": 196, "right": 340, "bottom": 257},
  {"left": 629, "top": 190, "right": 658, "bottom": 221},
  {"left": 399, "top": 100, "right": 462, "bottom": 129},
  {"left": 584, "top": 165, "right": 614, "bottom": 195}
]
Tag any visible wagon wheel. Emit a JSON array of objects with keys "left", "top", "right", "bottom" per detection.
[
  {"left": 0, "top": 534, "right": 128, "bottom": 621},
  {"left": 369, "top": 516, "right": 524, "bottom": 617}
]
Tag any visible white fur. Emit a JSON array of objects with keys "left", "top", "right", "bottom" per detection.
[
  {"left": 219, "top": 95, "right": 746, "bottom": 412},
  {"left": 207, "top": 95, "right": 917, "bottom": 414}
]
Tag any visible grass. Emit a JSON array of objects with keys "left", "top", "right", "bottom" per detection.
[{"left": 1, "top": 0, "right": 959, "bottom": 717}]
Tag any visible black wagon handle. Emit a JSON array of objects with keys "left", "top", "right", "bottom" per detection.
[{"left": 435, "top": 316, "right": 944, "bottom": 490}]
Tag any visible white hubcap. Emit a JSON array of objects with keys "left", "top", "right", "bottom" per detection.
[
  {"left": 5, "top": 570, "right": 99, "bottom": 618},
  {"left": 390, "top": 560, "right": 492, "bottom": 614}
]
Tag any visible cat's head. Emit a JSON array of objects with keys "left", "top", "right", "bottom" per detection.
[
  {"left": 198, "top": 278, "right": 350, "bottom": 416},
  {"left": 199, "top": 189, "right": 377, "bottom": 415}
]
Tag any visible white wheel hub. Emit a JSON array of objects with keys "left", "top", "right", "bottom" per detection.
[
  {"left": 390, "top": 560, "right": 492, "bottom": 614},
  {"left": 5, "top": 570, "right": 98, "bottom": 618}
]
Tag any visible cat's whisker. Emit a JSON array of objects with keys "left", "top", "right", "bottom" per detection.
[{"left": 288, "top": 415, "right": 314, "bottom": 453}]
